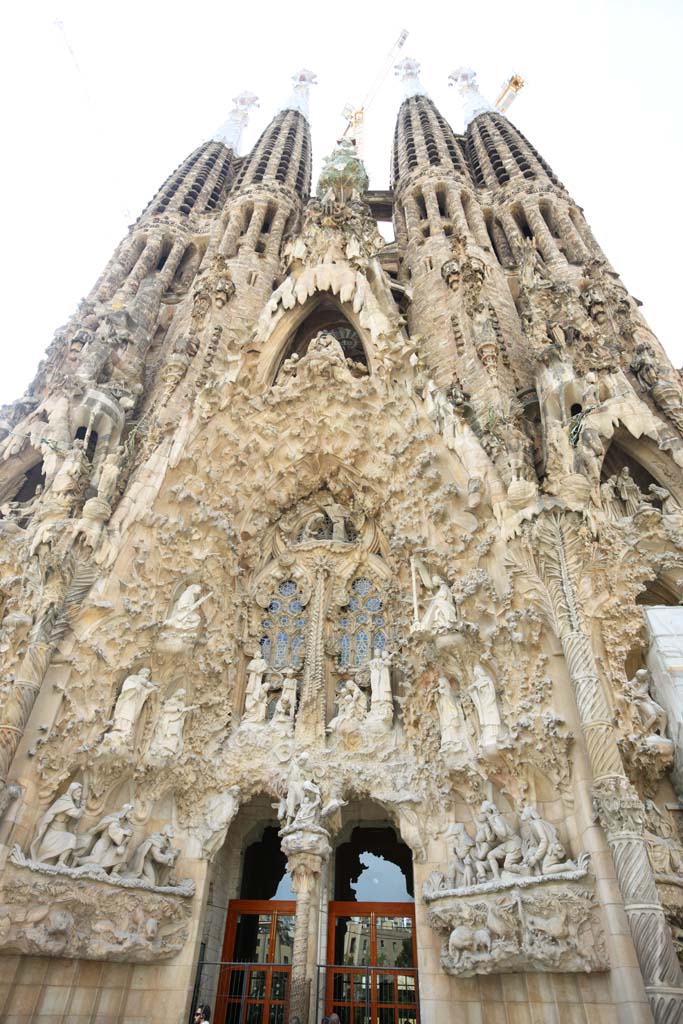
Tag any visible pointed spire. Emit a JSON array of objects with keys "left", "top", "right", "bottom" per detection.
[
  {"left": 395, "top": 57, "right": 427, "bottom": 100},
  {"left": 449, "top": 67, "right": 493, "bottom": 126},
  {"left": 281, "top": 69, "right": 318, "bottom": 122},
  {"left": 213, "top": 91, "right": 260, "bottom": 154}
]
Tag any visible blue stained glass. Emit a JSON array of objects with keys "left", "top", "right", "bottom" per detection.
[
  {"left": 260, "top": 637, "right": 271, "bottom": 658},
  {"left": 374, "top": 631, "right": 386, "bottom": 650},
  {"left": 339, "top": 618, "right": 349, "bottom": 628},
  {"left": 375, "top": 616, "right": 385, "bottom": 627},
  {"left": 262, "top": 618, "right": 272, "bottom": 628},
  {"left": 279, "top": 580, "right": 297, "bottom": 596},
  {"left": 353, "top": 578, "right": 372, "bottom": 595},
  {"left": 288, "top": 598, "right": 302, "bottom": 613},
  {"left": 355, "top": 630, "right": 370, "bottom": 665},
  {"left": 269, "top": 599, "right": 282, "bottom": 613},
  {"left": 296, "top": 617, "right": 307, "bottom": 629},
  {"left": 275, "top": 630, "right": 289, "bottom": 666},
  {"left": 348, "top": 597, "right": 360, "bottom": 611},
  {"left": 280, "top": 616, "right": 289, "bottom": 627},
  {"left": 339, "top": 634, "right": 351, "bottom": 667},
  {"left": 365, "top": 596, "right": 382, "bottom": 612},
  {"left": 357, "top": 614, "right": 368, "bottom": 624},
  {"left": 292, "top": 634, "right": 303, "bottom": 665}
]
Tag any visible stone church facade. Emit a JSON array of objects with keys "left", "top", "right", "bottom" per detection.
[{"left": 0, "top": 59, "right": 683, "bottom": 1024}]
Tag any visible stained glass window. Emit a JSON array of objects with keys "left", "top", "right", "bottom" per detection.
[
  {"left": 338, "top": 577, "right": 386, "bottom": 668},
  {"left": 260, "top": 580, "right": 307, "bottom": 669}
]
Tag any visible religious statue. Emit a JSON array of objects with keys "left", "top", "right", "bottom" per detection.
[
  {"left": 30, "top": 782, "right": 84, "bottom": 865},
  {"left": 198, "top": 787, "right": 241, "bottom": 860},
  {"left": 278, "top": 752, "right": 310, "bottom": 827},
  {"left": 445, "top": 822, "right": 476, "bottom": 888},
  {"left": 416, "top": 574, "right": 459, "bottom": 633},
  {"left": 468, "top": 665, "right": 503, "bottom": 751},
  {"left": 643, "top": 800, "right": 683, "bottom": 877},
  {"left": 368, "top": 648, "right": 393, "bottom": 712},
  {"left": 327, "top": 679, "right": 367, "bottom": 735},
  {"left": 163, "top": 584, "right": 208, "bottom": 633},
  {"left": 271, "top": 693, "right": 295, "bottom": 733},
  {"left": 147, "top": 689, "right": 198, "bottom": 762},
  {"left": 629, "top": 668, "right": 669, "bottom": 737},
  {"left": 123, "top": 825, "right": 179, "bottom": 887},
  {"left": 96, "top": 446, "right": 122, "bottom": 504},
  {"left": 436, "top": 677, "right": 468, "bottom": 752},
  {"left": 242, "top": 649, "right": 272, "bottom": 724},
  {"left": 290, "top": 781, "right": 323, "bottom": 830},
  {"left": 76, "top": 803, "right": 134, "bottom": 873},
  {"left": 51, "top": 439, "right": 88, "bottom": 500},
  {"left": 101, "top": 668, "right": 159, "bottom": 753},
  {"left": 519, "top": 807, "right": 577, "bottom": 875},
  {"left": 477, "top": 801, "right": 523, "bottom": 879},
  {"left": 322, "top": 500, "right": 348, "bottom": 542},
  {"left": 616, "top": 467, "right": 642, "bottom": 516}
]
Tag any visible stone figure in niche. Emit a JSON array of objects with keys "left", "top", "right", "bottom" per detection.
[
  {"left": 270, "top": 666, "right": 299, "bottom": 722},
  {"left": 616, "top": 467, "right": 642, "bottom": 516},
  {"left": 199, "top": 787, "right": 241, "bottom": 860},
  {"left": 96, "top": 446, "right": 122, "bottom": 504},
  {"left": 446, "top": 822, "right": 476, "bottom": 888},
  {"left": 271, "top": 692, "right": 295, "bottom": 733},
  {"left": 436, "top": 677, "right": 468, "bottom": 752},
  {"left": 574, "top": 427, "right": 604, "bottom": 500},
  {"left": 290, "top": 781, "right": 323, "bottom": 830},
  {"left": 368, "top": 648, "right": 393, "bottom": 711},
  {"left": 30, "top": 782, "right": 84, "bottom": 865},
  {"left": 328, "top": 678, "right": 367, "bottom": 735},
  {"left": 649, "top": 484, "right": 683, "bottom": 523},
  {"left": 102, "top": 669, "right": 159, "bottom": 752},
  {"left": 629, "top": 668, "right": 670, "bottom": 739},
  {"left": 147, "top": 689, "right": 198, "bottom": 762},
  {"left": 643, "top": 800, "right": 683, "bottom": 876},
  {"left": 600, "top": 476, "right": 622, "bottom": 520},
  {"left": 123, "top": 825, "right": 179, "bottom": 886},
  {"left": 242, "top": 649, "right": 272, "bottom": 724},
  {"left": 468, "top": 666, "right": 503, "bottom": 751},
  {"left": 515, "top": 237, "right": 550, "bottom": 292},
  {"left": 279, "top": 752, "right": 310, "bottom": 827},
  {"left": 76, "top": 803, "right": 134, "bottom": 873},
  {"left": 519, "top": 807, "right": 577, "bottom": 875},
  {"left": 416, "top": 575, "right": 459, "bottom": 633},
  {"left": 477, "top": 801, "right": 523, "bottom": 879},
  {"left": 51, "top": 439, "right": 88, "bottom": 500},
  {"left": 323, "top": 500, "right": 348, "bottom": 542},
  {"left": 164, "top": 584, "right": 208, "bottom": 633},
  {"left": 631, "top": 341, "right": 662, "bottom": 393}
]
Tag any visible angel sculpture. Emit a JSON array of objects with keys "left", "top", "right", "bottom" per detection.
[{"left": 410, "top": 558, "right": 459, "bottom": 633}]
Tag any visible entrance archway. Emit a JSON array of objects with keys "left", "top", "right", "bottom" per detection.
[{"left": 323, "top": 819, "right": 419, "bottom": 1024}]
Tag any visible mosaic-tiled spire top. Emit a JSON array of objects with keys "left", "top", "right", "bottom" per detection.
[
  {"left": 316, "top": 139, "right": 369, "bottom": 200},
  {"left": 213, "top": 92, "right": 259, "bottom": 154},
  {"left": 449, "top": 67, "right": 493, "bottom": 127},
  {"left": 395, "top": 57, "right": 428, "bottom": 100},
  {"left": 281, "top": 68, "right": 318, "bottom": 123}
]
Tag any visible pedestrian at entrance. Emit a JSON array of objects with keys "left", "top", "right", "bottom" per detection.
[
  {"left": 328, "top": 1015, "right": 340, "bottom": 1024},
  {"left": 194, "top": 1006, "right": 210, "bottom": 1023}
]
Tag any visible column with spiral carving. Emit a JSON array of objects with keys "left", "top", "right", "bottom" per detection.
[
  {"left": 295, "top": 562, "right": 328, "bottom": 742},
  {"left": 534, "top": 514, "right": 683, "bottom": 1022}
]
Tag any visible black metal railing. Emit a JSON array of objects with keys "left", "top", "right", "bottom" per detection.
[
  {"left": 315, "top": 963, "right": 420, "bottom": 1024},
  {"left": 189, "top": 960, "right": 420, "bottom": 1024}
]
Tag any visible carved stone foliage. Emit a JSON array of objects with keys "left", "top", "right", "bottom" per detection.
[
  {"left": 0, "top": 864, "right": 191, "bottom": 962},
  {"left": 424, "top": 879, "right": 606, "bottom": 976}
]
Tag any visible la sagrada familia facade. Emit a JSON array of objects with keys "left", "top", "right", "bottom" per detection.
[{"left": 1, "top": 56, "right": 683, "bottom": 1024}]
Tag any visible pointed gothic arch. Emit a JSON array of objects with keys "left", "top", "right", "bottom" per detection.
[{"left": 255, "top": 293, "right": 376, "bottom": 387}]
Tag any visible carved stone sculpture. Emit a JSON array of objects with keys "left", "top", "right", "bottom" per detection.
[
  {"left": 76, "top": 803, "right": 134, "bottom": 872},
  {"left": 101, "top": 669, "right": 159, "bottom": 753},
  {"left": 242, "top": 650, "right": 272, "bottom": 724},
  {"left": 147, "top": 689, "right": 198, "bottom": 763},
  {"left": 327, "top": 678, "right": 367, "bottom": 735},
  {"left": 163, "top": 584, "right": 207, "bottom": 634},
  {"left": 367, "top": 647, "right": 393, "bottom": 723},
  {"left": 468, "top": 666, "right": 503, "bottom": 753},
  {"left": 197, "top": 787, "right": 241, "bottom": 861},
  {"left": 436, "top": 677, "right": 468, "bottom": 753},
  {"left": 123, "top": 826, "right": 179, "bottom": 887},
  {"left": 30, "top": 782, "right": 84, "bottom": 866}
]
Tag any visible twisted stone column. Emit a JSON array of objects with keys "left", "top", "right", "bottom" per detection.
[
  {"left": 281, "top": 827, "right": 331, "bottom": 1024},
  {"left": 544, "top": 518, "right": 683, "bottom": 1021}
]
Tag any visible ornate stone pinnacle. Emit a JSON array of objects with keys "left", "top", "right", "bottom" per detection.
[
  {"left": 212, "top": 91, "right": 259, "bottom": 154},
  {"left": 283, "top": 69, "right": 318, "bottom": 122},
  {"left": 449, "top": 66, "right": 494, "bottom": 126},
  {"left": 395, "top": 57, "right": 427, "bottom": 99}
]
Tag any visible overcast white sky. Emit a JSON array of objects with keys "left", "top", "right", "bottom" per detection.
[{"left": 3, "top": 1, "right": 682, "bottom": 406}]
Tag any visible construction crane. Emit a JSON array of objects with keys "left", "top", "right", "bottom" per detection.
[
  {"left": 341, "top": 29, "right": 409, "bottom": 156},
  {"left": 495, "top": 74, "right": 526, "bottom": 113}
]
